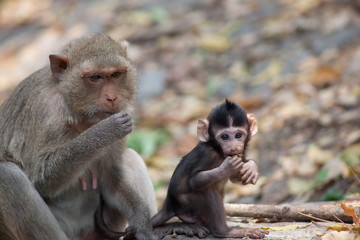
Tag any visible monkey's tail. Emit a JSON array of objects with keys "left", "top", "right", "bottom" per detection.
[
  {"left": 95, "top": 197, "right": 126, "bottom": 240},
  {"left": 151, "top": 202, "right": 175, "bottom": 227}
]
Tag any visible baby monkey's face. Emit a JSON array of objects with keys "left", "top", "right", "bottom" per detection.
[{"left": 215, "top": 126, "right": 248, "bottom": 156}]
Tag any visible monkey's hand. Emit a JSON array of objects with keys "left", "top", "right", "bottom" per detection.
[
  {"left": 219, "top": 156, "right": 244, "bottom": 177},
  {"left": 100, "top": 111, "right": 132, "bottom": 140},
  {"left": 239, "top": 160, "right": 259, "bottom": 185},
  {"left": 229, "top": 160, "right": 259, "bottom": 185}
]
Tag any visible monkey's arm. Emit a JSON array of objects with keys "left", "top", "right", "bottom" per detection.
[
  {"left": 33, "top": 112, "right": 132, "bottom": 197},
  {"left": 189, "top": 156, "right": 243, "bottom": 191}
]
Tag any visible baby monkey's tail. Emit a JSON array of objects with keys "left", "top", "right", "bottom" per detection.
[{"left": 151, "top": 201, "right": 175, "bottom": 227}]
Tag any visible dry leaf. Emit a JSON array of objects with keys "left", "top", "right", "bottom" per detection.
[
  {"left": 307, "top": 67, "right": 340, "bottom": 87},
  {"left": 199, "top": 34, "right": 230, "bottom": 52},
  {"left": 325, "top": 223, "right": 351, "bottom": 232},
  {"left": 307, "top": 144, "right": 333, "bottom": 165},
  {"left": 341, "top": 202, "right": 360, "bottom": 225},
  {"left": 262, "top": 223, "right": 311, "bottom": 231},
  {"left": 321, "top": 231, "right": 357, "bottom": 240}
]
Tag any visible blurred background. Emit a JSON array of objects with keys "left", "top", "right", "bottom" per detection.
[{"left": 0, "top": 0, "right": 359, "bottom": 208}]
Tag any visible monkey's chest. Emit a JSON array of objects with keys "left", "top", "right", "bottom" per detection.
[{"left": 49, "top": 173, "right": 101, "bottom": 238}]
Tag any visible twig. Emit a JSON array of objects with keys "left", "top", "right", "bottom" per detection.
[
  {"left": 297, "top": 212, "right": 334, "bottom": 224},
  {"left": 349, "top": 167, "right": 360, "bottom": 184}
]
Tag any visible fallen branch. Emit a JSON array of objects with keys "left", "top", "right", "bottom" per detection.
[{"left": 225, "top": 201, "right": 360, "bottom": 223}]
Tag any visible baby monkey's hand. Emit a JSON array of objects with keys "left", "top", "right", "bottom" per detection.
[
  {"left": 229, "top": 157, "right": 259, "bottom": 185},
  {"left": 239, "top": 159, "right": 259, "bottom": 185},
  {"left": 219, "top": 155, "right": 244, "bottom": 177}
]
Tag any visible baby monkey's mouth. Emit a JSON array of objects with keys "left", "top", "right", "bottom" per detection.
[{"left": 230, "top": 153, "right": 244, "bottom": 157}]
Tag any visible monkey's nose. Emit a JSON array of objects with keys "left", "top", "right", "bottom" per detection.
[
  {"left": 230, "top": 148, "right": 240, "bottom": 155},
  {"left": 106, "top": 96, "right": 117, "bottom": 102}
]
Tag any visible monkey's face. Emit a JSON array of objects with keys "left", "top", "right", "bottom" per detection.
[
  {"left": 50, "top": 34, "right": 137, "bottom": 125},
  {"left": 214, "top": 126, "right": 248, "bottom": 156},
  {"left": 61, "top": 58, "right": 137, "bottom": 124}
]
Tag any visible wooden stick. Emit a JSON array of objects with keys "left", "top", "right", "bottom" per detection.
[{"left": 225, "top": 201, "right": 360, "bottom": 223}]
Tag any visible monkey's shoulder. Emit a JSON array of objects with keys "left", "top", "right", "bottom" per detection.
[{"left": 174, "top": 142, "right": 221, "bottom": 175}]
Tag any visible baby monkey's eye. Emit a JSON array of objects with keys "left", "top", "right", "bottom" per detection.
[
  {"left": 235, "top": 133, "right": 243, "bottom": 139},
  {"left": 221, "top": 134, "right": 229, "bottom": 140}
]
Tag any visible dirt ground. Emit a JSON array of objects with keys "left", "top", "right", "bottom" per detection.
[{"left": 161, "top": 220, "right": 330, "bottom": 240}]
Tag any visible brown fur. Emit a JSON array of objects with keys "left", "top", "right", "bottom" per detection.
[{"left": 0, "top": 33, "right": 157, "bottom": 240}]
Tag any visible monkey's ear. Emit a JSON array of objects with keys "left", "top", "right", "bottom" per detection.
[
  {"left": 49, "top": 54, "right": 69, "bottom": 81},
  {"left": 247, "top": 114, "right": 258, "bottom": 136},
  {"left": 119, "top": 40, "right": 129, "bottom": 57},
  {"left": 197, "top": 119, "right": 210, "bottom": 142}
]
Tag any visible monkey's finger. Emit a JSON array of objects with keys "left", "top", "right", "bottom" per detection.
[
  {"left": 241, "top": 170, "right": 252, "bottom": 181},
  {"left": 234, "top": 161, "right": 244, "bottom": 170},
  {"left": 120, "top": 115, "right": 132, "bottom": 124},
  {"left": 242, "top": 172, "right": 255, "bottom": 185},
  {"left": 239, "top": 166, "right": 250, "bottom": 175},
  {"left": 251, "top": 173, "right": 259, "bottom": 184},
  {"left": 114, "top": 111, "right": 131, "bottom": 121},
  {"left": 123, "top": 120, "right": 133, "bottom": 127},
  {"left": 118, "top": 111, "right": 129, "bottom": 117},
  {"left": 228, "top": 157, "right": 239, "bottom": 167},
  {"left": 232, "top": 156, "right": 243, "bottom": 164}
]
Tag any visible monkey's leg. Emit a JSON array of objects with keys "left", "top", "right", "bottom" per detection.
[
  {"left": 103, "top": 148, "right": 157, "bottom": 231},
  {"left": 204, "top": 191, "right": 268, "bottom": 239},
  {"left": 0, "top": 162, "right": 69, "bottom": 240},
  {"left": 122, "top": 148, "right": 157, "bottom": 216},
  {"left": 101, "top": 148, "right": 158, "bottom": 240}
]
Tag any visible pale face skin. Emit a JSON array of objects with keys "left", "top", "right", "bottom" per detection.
[
  {"left": 197, "top": 114, "right": 259, "bottom": 185},
  {"left": 214, "top": 126, "right": 248, "bottom": 156}
]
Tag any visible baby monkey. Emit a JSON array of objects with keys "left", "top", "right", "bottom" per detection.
[{"left": 152, "top": 100, "right": 269, "bottom": 239}]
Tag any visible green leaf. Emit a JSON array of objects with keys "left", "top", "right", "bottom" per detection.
[
  {"left": 150, "top": 7, "right": 169, "bottom": 24},
  {"left": 322, "top": 187, "right": 344, "bottom": 201},
  {"left": 205, "top": 77, "right": 222, "bottom": 97},
  {"left": 314, "top": 168, "right": 329, "bottom": 184},
  {"left": 341, "top": 151, "right": 360, "bottom": 167},
  {"left": 153, "top": 181, "right": 167, "bottom": 191},
  {"left": 127, "top": 129, "right": 170, "bottom": 158}
]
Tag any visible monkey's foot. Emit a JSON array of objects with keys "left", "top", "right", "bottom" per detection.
[
  {"left": 214, "top": 227, "right": 269, "bottom": 239},
  {"left": 153, "top": 222, "right": 209, "bottom": 239},
  {"left": 239, "top": 228, "right": 269, "bottom": 239},
  {"left": 124, "top": 226, "right": 159, "bottom": 240}
]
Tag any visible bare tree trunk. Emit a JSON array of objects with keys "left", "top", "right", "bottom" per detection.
[{"left": 225, "top": 201, "right": 360, "bottom": 223}]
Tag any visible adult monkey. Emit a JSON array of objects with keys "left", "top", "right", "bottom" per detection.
[{"left": 0, "top": 34, "right": 158, "bottom": 240}]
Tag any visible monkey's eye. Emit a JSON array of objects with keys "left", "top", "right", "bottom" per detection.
[
  {"left": 111, "top": 72, "right": 121, "bottom": 78},
  {"left": 221, "top": 134, "right": 229, "bottom": 141},
  {"left": 235, "top": 133, "right": 243, "bottom": 139},
  {"left": 89, "top": 74, "right": 101, "bottom": 82}
]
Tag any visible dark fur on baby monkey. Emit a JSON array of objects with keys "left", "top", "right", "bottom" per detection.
[{"left": 151, "top": 100, "right": 269, "bottom": 239}]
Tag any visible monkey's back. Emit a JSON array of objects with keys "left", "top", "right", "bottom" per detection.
[
  {"left": 0, "top": 67, "right": 72, "bottom": 172},
  {"left": 167, "top": 142, "right": 222, "bottom": 198}
]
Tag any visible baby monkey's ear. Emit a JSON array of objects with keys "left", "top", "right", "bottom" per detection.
[
  {"left": 197, "top": 119, "right": 210, "bottom": 142},
  {"left": 247, "top": 114, "right": 258, "bottom": 136}
]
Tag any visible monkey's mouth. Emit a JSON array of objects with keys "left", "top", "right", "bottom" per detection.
[
  {"left": 103, "top": 111, "right": 117, "bottom": 116},
  {"left": 228, "top": 153, "right": 244, "bottom": 157},
  {"left": 94, "top": 111, "right": 117, "bottom": 120}
]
